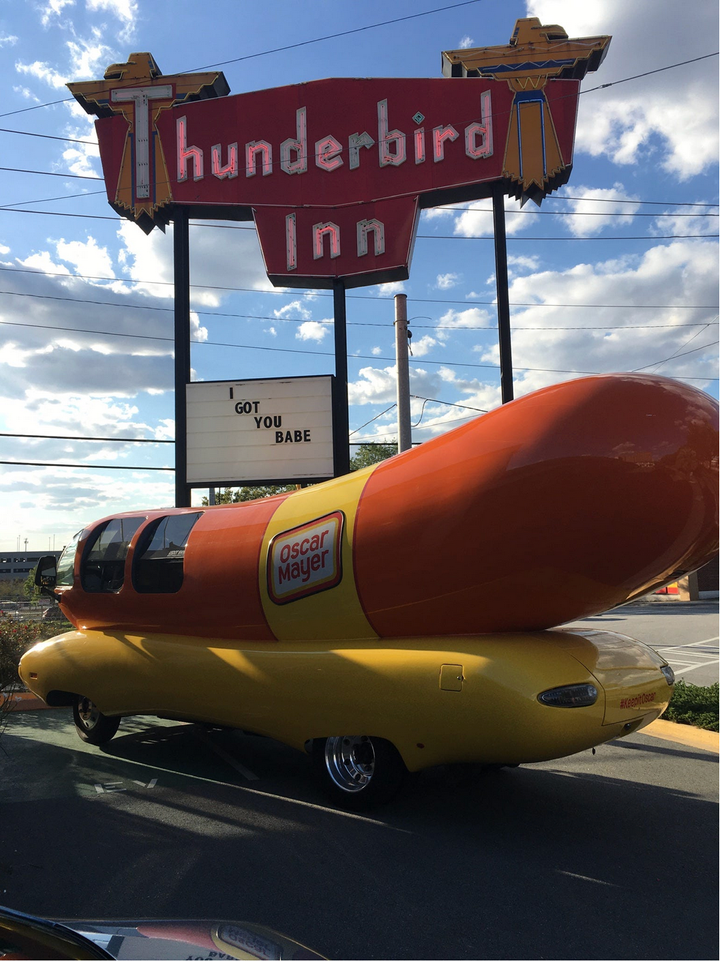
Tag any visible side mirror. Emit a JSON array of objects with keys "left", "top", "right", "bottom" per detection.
[{"left": 34, "top": 555, "right": 58, "bottom": 589}]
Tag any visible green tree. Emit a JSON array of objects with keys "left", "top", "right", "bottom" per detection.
[
  {"left": 350, "top": 443, "right": 398, "bottom": 471},
  {"left": 23, "top": 568, "right": 41, "bottom": 600}
]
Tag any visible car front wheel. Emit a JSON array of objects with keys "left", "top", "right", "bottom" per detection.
[
  {"left": 313, "top": 735, "right": 406, "bottom": 808},
  {"left": 72, "top": 695, "right": 120, "bottom": 745}
]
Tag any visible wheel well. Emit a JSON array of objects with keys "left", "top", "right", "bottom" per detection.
[{"left": 45, "top": 690, "right": 76, "bottom": 707}]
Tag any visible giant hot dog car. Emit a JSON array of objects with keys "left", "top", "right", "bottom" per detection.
[{"left": 20, "top": 373, "right": 719, "bottom": 805}]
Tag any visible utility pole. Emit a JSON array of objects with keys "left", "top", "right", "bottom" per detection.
[
  {"left": 173, "top": 209, "right": 192, "bottom": 507},
  {"left": 394, "top": 294, "right": 412, "bottom": 452}
]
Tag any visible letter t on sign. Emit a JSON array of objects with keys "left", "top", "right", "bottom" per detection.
[{"left": 111, "top": 85, "right": 173, "bottom": 198}]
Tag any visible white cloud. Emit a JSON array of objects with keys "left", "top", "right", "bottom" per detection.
[
  {"left": 373, "top": 280, "right": 406, "bottom": 296},
  {"left": 40, "top": 0, "right": 76, "bottom": 26},
  {"left": 427, "top": 197, "right": 541, "bottom": 237},
  {"left": 507, "top": 254, "right": 541, "bottom": 275},
  {"left": 458, "top": 35, "right": 474, "bottom": 49},
  {"left": 15, "top": 29, "right": 116, "bottom": 95},
  {"left": 1, "top": 34, "right": 19, "bottom": 47},
  {"left": 12, "top": 86, "right": 41, "bottom": 102},
  {"left": 296, "top": 321, "right": 330, "bottom": 342},
  {"left": 116, "top": 220, "right": 271, "bottom": 306},
  {"left": 436, "top": 272, "right": 461, "bottom": 289},
  {"left": 349, "top": 365, "right": 442, "bottom": 406},
  {"left": 274, "top": 299, "right": 312, "bottom": 321},
  {"left": 650, "top": 205, "right": 720, "bottom": 238},
  {"left": 435, "top": 306, "right": 494, "bottom": 342},
  {"left": 15, "top": 59, "right": 68, "bottom": 89},
  {"left": 557, "top": 183, "right": 641, "bottom": 236},
  {"left": 56, "top": 236, "right": 115, "bottom": 279},
  {"left": 409, "top": 334, "right": 440, "bottom": 357},
  {"left": 86, "top": 0, "right": 138, "bottom": 39},
  {"left": 0, "top": 243, "right": 10, "bottom": 255},
  {"left": 528, "top": 0, "right": 719, "bottom": 178},
  {"left": 480, "top": 238, "right": 719, "bottom": 392},
  {"left": 18, "top": 251, "right": 71, "bottom": 276}
]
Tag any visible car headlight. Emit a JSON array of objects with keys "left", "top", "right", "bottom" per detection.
[
  {"left": 661, "top": 665, "right": 675, "bottom": 686},
  {"left": 538, "top": 683, "right": 599, "bottom": 708}
]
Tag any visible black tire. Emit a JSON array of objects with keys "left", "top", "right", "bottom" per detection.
[
  {"left": 312, "top": 735, "right": 406, "bottom": 808},
  {"left": 72, "top": 695, "right": 120, "bottom": 745}
]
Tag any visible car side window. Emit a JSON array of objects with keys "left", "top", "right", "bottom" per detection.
[
  {"left": 133, "top": 513, "right": 202, "bottom": 594},
  {"left": 81, "top": 516, "right": 145, "bottom": 593}
]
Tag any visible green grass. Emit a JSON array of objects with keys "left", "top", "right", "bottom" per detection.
[{"left": 665, "top": 680, "right": 719, "bottom": 732}]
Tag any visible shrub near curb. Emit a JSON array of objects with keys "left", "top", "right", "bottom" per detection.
[{"left": 665, "top": 680, "right": 719, "bottom": 732}]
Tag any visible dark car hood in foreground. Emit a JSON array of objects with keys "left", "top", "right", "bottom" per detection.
[{"left": 0, "top": 905, "right": 326, "bottom": 960}]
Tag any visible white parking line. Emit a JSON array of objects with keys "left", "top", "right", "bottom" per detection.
[
  {"left": 557, "top": 870, "right": 618, "bottom": 887},
  {"left": 658, "top": 636, "right": 719, "bottom": 680},
  {"left": 667, "top": 658, "right": 720, "bottom": 677}
]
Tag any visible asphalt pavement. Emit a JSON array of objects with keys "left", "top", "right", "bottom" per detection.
[{"left": 0, "top": 706, "right": 717, "bottom": 960}]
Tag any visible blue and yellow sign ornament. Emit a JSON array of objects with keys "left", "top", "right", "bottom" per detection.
[{"left": 442, "top": 18, "right": 611, "bottom": 205}]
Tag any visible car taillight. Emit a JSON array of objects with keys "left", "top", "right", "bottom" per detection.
[{"left": 538, "top": 683, "right": 599, "bottom": 708}]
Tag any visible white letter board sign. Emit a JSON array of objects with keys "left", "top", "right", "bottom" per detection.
[{"left": 186, "top": 375, "right": 334, "bottom": 485}]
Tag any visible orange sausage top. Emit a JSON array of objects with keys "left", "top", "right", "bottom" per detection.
[{"left": 56, "top": 373, "right": 718, "bottom": 640}]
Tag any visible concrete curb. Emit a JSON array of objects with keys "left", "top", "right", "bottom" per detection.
[{"left": 643, "top": 717, "right": 718, "bottom": 753}]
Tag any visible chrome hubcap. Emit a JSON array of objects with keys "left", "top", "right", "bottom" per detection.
[
  {"left": 324, "top": 736, "right": 375, "bottom": 793},
  {"left": 77, "top": 697, "right": 100, "bottom": 730}
]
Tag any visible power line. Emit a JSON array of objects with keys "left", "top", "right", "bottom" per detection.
[
  {"left": 4, "top": 166, "right": 718, "bottom": 220},
  {"left": 1, "top": 316, "right": 715, "bottom": 381},
  {"left": 0, "top": 0, "right": 486, "bottom": 122},
  {"left": 432, "top": 205, "right": 718, "bottom": 217},
  {"left": 411, "top": 395, "right": 488, "bottom": 413},
  {"left": 349, "top": 403, "right": 397, "bottom": 436},
  {"left": 1, "top": 286, "right": 717, "bottom": 324},
  {"left": 419, "top": 234, "right": 718, "bottom": 241},
  {"left": 0, "top": 166, "right": 103, "bottom": 181},
  {"left": 0, "top": 432, "right": 173, "bottom": 443},
  {"left": 632, "top": 339, "right": 719, "bottom": 371},
  {"left": 191, "top": 0, "right": 485, "bottom": 71},
  {"left": 581, "top": 51, "right": 719, "bottom": 95},
  {"left": 4, "top": 165, "right": 718, "bottom": 213},
  {"left": 0, "top": 460, "right": 173, "bottom": 471},
  {"left": 2, "top": 49, "right": 717, "bottom": 195}
]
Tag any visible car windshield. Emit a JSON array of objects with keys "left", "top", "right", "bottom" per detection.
[{"left": 55, "top": 530, "right": 82, "bottom": 587}]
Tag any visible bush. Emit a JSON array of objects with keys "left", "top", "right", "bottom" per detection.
[
  {"left": 665, "top": 680, "right": 719, "bottom": 732},
  {"left": 1, "top": 616, "right": 70, "bottom": 722}
]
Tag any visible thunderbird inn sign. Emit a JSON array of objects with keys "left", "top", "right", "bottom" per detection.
[{"left": 68, "top": 18, "right": 610, "bottom": 289}]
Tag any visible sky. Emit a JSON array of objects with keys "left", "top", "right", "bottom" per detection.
[{"left": 0, "top": 0, "right": 717, "bottom": 552}]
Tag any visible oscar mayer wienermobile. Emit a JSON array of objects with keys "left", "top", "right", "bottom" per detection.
[{"left": 20, "top": 373, "right": 718, "bottom": 806}]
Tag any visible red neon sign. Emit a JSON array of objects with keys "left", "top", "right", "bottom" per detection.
[{"left": 69, "top": 21, "right": 610, "bottom": 289}]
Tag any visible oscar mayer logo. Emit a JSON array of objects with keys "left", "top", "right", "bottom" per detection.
[{"left": 268, "top": 511, "right": 343, "bottom": 604}]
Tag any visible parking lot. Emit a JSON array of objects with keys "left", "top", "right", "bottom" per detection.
[{"left": 1, "top": 603, "right": 718, "bottom": 961}]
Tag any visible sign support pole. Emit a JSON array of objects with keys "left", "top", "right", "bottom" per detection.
[
  {"left": 173, "top": 209, "right": 192, "bottom": 507},
  {"left": 492, "top": 184, "right": 514, "bottom": 404},
  {"left": 332, "top": 278, "right": 351, "bottom": 476}
]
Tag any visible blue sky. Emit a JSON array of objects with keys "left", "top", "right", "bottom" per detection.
[{"left": 0, "top": 0, "right": 718, "bottom": 551}]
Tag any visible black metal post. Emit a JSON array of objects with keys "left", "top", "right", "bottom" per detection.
[
  {"left": 173, "top": 209, "right": 192, "bottom": 506},
  {"left": 492, "top": 185, "right": 514, "bottom": 404},
  {"left": 332, "top": 277, "right": 351, "bottom": 476}
]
